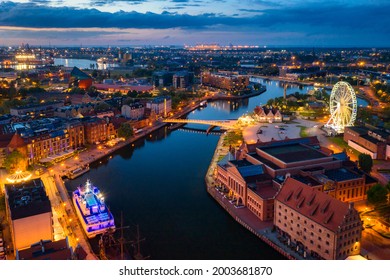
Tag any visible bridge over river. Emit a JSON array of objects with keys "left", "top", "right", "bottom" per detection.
[{"left": 163, "top": 119, "right": 238, "bottom": 130}]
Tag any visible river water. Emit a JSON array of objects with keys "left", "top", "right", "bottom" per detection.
[
  {"left": 64, "top": 79, "right": 364, "bottom": 260},
  {"left": 54, "top": 58, "right": 119, "bottom": 70}
]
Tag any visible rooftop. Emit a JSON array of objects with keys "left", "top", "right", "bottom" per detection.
[
  {"left": 276, "top": 178, "right": 357, "bottom": 232},
  {"left": 371, "top": 129, "right": 390, "bottom": 139},
  {"left": 292, "top": 175, "right": 322, "bottom": 187},
  {"left": 333, "top": 152, "right": 349, "bottom": 161},
  {"left": 71, "top": 66, "right": 92, "bottom": 80},
  {"left": 17, "top": 239, "right": 72, "bottom": 260},
  {"left": 229, "top": 158, "right": 253, "bottom": 168},
  {"left": 360, "top": 134, "right": 384, "bottom": 145},
  {"left": 237, "top": 165, "right": 264, "bottom": 178},
  {"left": 324, "top": 168, "right": 362, "bottom": 182},
  {"left": 6, "top": 179, "right": 51, "bottom": 220},
  {"left": 259, "top": 143, "right": 327, "bottom": 163},
  {"left": 248, "top": 152, "right": 281, "bottom": 170},
  {"left": 248, "top": 182, "right": 277, "bottom": 199},
  {"left": 345, "top": 126, "right": 369, "bottom": 135}
]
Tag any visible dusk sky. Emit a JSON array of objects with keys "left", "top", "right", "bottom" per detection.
[{"left": 0, "top": 0, "right": 389, "bottom": 47}]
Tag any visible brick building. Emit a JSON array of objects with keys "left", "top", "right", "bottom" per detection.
[
  {"left": 201, "top": 71, "right": 249, "bottom": 91},
  {"left": 274, "top": 177, "right": 362, "bottom": 260},
  {"left": 216, "top": 137, "right": 377, "bottom": 222},
  {"left": 344, "top": 126, "right": 389, "bottom": 160},
  {"left": 82, "top": 117, "right": 108, "bottom": 145}
]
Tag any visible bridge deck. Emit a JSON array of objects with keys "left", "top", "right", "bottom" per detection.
[{"left": 163, "top": 119, "right": 237, "bottom": 129}]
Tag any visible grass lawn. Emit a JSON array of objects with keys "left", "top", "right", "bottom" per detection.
[
  {"left": 296, "top": 125, "right": 309, "bottom": 137},
  {"left": 327, "top": 136, "right": 361, "bottom": 156},
  {"left": 223, "top": 130, "right": 243, "bottom": 147}
]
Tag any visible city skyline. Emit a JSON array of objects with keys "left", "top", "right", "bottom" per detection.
[{"left": 0, "top": 0, "right": 390, "bottom": 47}]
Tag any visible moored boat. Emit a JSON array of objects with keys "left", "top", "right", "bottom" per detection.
[{"left": 72, "top": 179, "right": 115, "bottom": 238}]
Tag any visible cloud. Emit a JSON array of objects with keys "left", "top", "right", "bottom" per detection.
[
  {"left": 0, "top": 1, "right": 389, "bottom": 46},
  {"left": 89, "top": 0, "right": 148, "bottom": 6},
  {"left": 0, "top": 1, "right": 388, "bottom": 32},
  {"left": 238, "top": 8, "right": 263, "bottom": 13}
]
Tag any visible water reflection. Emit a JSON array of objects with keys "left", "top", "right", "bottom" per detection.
[{"left": 54, "top": 58, "right": 119, "bottom": 70}]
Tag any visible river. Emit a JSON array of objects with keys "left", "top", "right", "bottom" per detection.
[
  {"left": 64, "top": 78, "right": 362, "bottom": 260},
  {"left": 54, "top": 58, "right": 119, "bottom": 70}
]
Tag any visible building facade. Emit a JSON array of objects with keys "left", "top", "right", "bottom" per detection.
[
  {"left": 121, "top": 103, "right": 145, "bottom": 120},
  {"left": 82, "top": 117, "right": 108, "bottom": 145},
  {"left": 201, "top": 71, "right": 249, "bottom": 91},
  {"left": 5, "top": 179, "right": 53, "bottom": 253},
  {"left": 274, "top": 177, "right": 362, "bottom": 260},
  {"left": 146, "top": 96, "right": 172, "bottom": 117},
  {"left": 344, "top": 126, "right": 389, "bottom": 160}
]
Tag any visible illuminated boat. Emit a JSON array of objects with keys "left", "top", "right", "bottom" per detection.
[{"left": 72, "top": 179, "right": 115, "bottom": 238}]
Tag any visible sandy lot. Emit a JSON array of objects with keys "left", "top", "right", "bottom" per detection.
[{"left": 243, "top": 118, "right": 322, "bottom": 144}]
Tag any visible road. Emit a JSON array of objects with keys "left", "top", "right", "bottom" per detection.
[
  {"left": 41, "top": 172, "right": 98, "bottom": 259},
  {"left": 359, "top": 86, "right": 387, "bottom": 109}
]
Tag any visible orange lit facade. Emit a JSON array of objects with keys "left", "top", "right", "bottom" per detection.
[
  {"left": 5, "top": 179, "right": 53, "bottom": 254},
  {"left": 26, "top": 123, "right": 85, "bottom": 164},
  {"left": 83, "top": 118, "right": 108, "bottom": 144},
  {"left": 216, "top": 157, "right": 277, "bottom": 221}
]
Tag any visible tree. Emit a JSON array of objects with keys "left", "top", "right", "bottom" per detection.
[
  {"left": 118, "top": 123, "right": 134, "bottom": 140},
  {"left": 266, "top": 98, "right": 274, "bottom": 106},
  {"left": 367, "top": 184, "right": 388, "bottom": 205},
  {"left": 358, "top": 153, "right": 373, "bottom": 173},
  {"left": 4, "top": 150, "right": 26, "bottom": 172},
  {"left": 94, "top": 102, "right": 111, "bottom": 112}
]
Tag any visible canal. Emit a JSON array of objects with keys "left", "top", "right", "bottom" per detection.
[{"left": 64, "top": 79, "right": 362, "bottom": 260}]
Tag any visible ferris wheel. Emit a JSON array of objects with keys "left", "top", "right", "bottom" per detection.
[{"left": 325, "top": 81, "right": 357, "bottom": 133}]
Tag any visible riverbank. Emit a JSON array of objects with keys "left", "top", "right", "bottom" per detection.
[
  {"left": 250, "top": 75, "right": 315, "bottom": 86},
  {"left": 207, "top": 87, "right": 266, "bottom": 101},
  {"left": 204, "top": 135, "right": 304, "bottom": 260}
]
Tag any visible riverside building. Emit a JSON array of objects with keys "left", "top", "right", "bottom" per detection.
[
  {"left": 201, "top": 71, "right": 249, "bottom": 91},
  {"left": 216, "top": 137, "right": 376, "bottom": 222},
  {"left": 4, "top": 179, "right": 53, "bottom": 254},
  {"left": 274, "top": 177, "right": 362, "bottom": 260}
]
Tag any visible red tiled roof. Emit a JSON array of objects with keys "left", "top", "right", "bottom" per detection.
[
  {"left": 275, "top": 177, "right": 353, "bottom": 232},
  {"left": 8, "top": 133, "right": 26, "bottom": 149}
]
